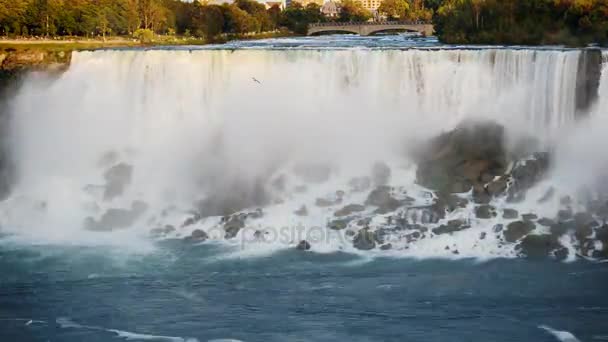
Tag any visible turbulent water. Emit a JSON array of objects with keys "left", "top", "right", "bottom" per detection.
[{"left": 1, "top": 35, "right": 607, "bottom": 341}]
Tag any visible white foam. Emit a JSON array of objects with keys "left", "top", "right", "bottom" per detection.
[
  {"left": 539, "top": 325, "right": 581, "bottom": 342},
  {"left": 0, "top": 48, "right": 603, "bottom": 259},
  {"left": 56, "top": 317, "right": 199, "bottom": 342}
]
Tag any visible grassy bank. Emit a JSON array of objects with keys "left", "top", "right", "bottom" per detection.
[{"left": 0, "top": 31, "right": 292, "bottom": 52}]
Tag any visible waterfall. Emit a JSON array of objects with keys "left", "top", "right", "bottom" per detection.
[{"left": 0, "top": 48, "right": 603, "bottom": 253}]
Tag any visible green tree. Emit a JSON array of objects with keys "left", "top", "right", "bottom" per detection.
[
  {"left": 378, "top": 0, "right": 410, "bottom": 19},
  {"left": 338, "top": 0, "right": 371, "bottom": 22}
]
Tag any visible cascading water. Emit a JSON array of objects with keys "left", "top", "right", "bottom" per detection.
[{"left": 0, "top": 47, "right": 605, "bottom": 258}]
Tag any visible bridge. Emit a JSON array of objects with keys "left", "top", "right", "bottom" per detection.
[{"left": 307, "top": 21, "right": 434, "bottom": 37}]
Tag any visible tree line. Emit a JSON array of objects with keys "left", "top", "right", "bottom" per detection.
[
  {"left": 0, "top": 0, "right": 606, "bottom": 45},
  {"left": 433, "top": 0, "right": 608, "bottom": 46}
]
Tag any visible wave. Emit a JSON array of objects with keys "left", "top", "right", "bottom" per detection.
[
  {"left": 56, "top": 317, "right": 199, "bottom": 342},
  {"left": 539, "top": 325, "right": 581, "bottom": 342}
]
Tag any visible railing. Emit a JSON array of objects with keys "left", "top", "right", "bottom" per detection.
[{"left": 309, "top": 21, "right": 432, "bottom": 28}]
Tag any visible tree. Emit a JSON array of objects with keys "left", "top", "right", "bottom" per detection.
[
  {"left": 378, "top": 0, "right": 410, "bottom": 20},
  {"left": 192, "top": 3, "right": 224, "bottom": 38},
  {"left": 338, "top": 0, "right": 371, "bottom": 22}
]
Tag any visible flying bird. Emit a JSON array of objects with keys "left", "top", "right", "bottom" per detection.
[{"left": 252, "top": 77, "right": 262, "bottom": 84}]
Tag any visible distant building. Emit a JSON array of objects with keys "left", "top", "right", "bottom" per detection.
[
  {"left": 293, "top": 0, "right": 324, "bottom": 7},
  {"left": 356, "top": 0, "right": 381, "bottom": 12},
  {"left": 265, "top": 0, "right": 286, "bottom": 9},
  {"left": 321, "top": 1, "right": 340, "bottom": 17}
]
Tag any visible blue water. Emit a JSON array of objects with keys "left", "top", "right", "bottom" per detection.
[{"left": 1, "top": 239, "right": 607, "bottom": 342}]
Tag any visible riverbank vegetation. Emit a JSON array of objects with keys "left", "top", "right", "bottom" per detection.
[
  {"left": 433, "top": 0, "right": 608, "bottom": 46},
  {"left": 0, "top": 0, "right": 606, "bottom": 47}
]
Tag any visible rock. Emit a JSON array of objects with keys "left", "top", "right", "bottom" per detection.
[
  {"left": 503, "top": 208, "right": 519, "bottom": 219},
  {"left": 537, "top": 218, "right": 556, "bottom": 227},
  {"left": 516, "top": 234, "right": 562, "bottom": 259},
  {"left": 537, "top": 187, "right": 555, "bottom": 203},
  {"left": 560, "top": 196, "right": 572, "bottom": 206},
  {"left": 550, "top": 222, "right": 572, "bottom": 236},
  {"left": 353, "top": 229, "right": 376, "bottom": 250},
  {"left": 224, "top": 215, "right": 246, "bottom": 239},
  {"left": 334, "top": 204, "right": 366, "bottom": 217},
  {"left": 294, "top": 205, "right": 308, "bottom": 216},
  {"left": 185, "top": 229, "right": 209, "bottom": 243},
  {"left": 472, "top": 184, "right": 491, "bottom": 204},
  {"left": 504, "top": 220, "right": 536, "bottom": 242},
  {"left": 380, "top": 243, "right": 393, "bottom": 250},
  {"left": 365, "top": 186, "right": 401, "bottom": 214},
  {"left": 573, "top": 212, "right": 596, "bottom": 242},
  {"left": 296, "top": 240, "right": 311, "bottom": 251},
  {"left": 348, "top": 177, "right": 372, "bottom": 193},
  {"left": 432, "top": 219, "right": 470, "bottom": 235},
  {"left": 415, "top": 120, "right": 508, "bottom": 193},
  {"left": 103, "top": 163, "right": 133, "bottom": 200},
  {"left": 574, "top": 212, "right": 596, "bottom": 227},
  {"left": 522, "top": 213, "right": 538, "bottom": 221},
  {"left": 507, "top": 152, "right": 550, "bottom": 202},
  {"left": 486, "top": 177, "right": 509, "bottom": 197},
  {"left": 557, "top": 209, "right": 573, "bottom": 222},
  {"left": 182, "top": 212, "right": 202, "bottom": 228},
  {"left": 406, "top": 231, "right": 422, "bottom": 242},
  {"left": 86, "top": 200, "right": 148, "bottom": 231},
  {"left": 328, "top": 219, "right": 350, "bottom": 230},
  {"left": 480, "top": 232, "right": 487, "bottom": 240},
  {"left": 554, "top": 247, "right": 569, "bottom": 261},
  {"left": 475, "top": 205, "right": 496, "bottom": 219},
  {"left": 493, "top": 224, "right": 504, "bottom": 233},
  {"left": 372, "top": 162, "right": 391, "bottom": 186}
]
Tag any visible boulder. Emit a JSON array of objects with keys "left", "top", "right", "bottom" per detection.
[
  {"left": 223, "top": 215, "right": 246, "bottom": 239},
  {"left": 380, "top": 243, "right": 393, "bottom": 250},
  {"left": 296, "top": 240, "right": 311, "bottom": 251},
  {"left": 328, "top": 218, "right": 351, "bottom": 230},
  {"left": 334, "top": 204, "right": 366, "bottom": 217},
  {"left": 415, "top": 120, "right": 508, "bottom": 193},
  {"left": 537, "top": 218, "right": 556, "bottom": 227},
  {"left": 86, "top": 200, "right": 148, "bottom": 231},
  {"left": 503, "top": 208, "right": 519, "bottom": 219},
  {"left": 103, "top": 163, "right": 133, "bottom": 200},
  {"left": 516, "top": 234, "right": 562, "bottom": 259},
  {"left": 504, "top": 220, "right": 536, "bottom": 242},
  {"left": 182, "top": 212, "right": 202, "bottom": 228},
  {"left": 506, "top": 152, "right": 550, "bottom": 202},
  {"left": 365, "top": 186, "right": 401, "bottom": 214},
  {"left": 353, "top": 229, "right": 376, "bottom": 250},
  {"left": 522, "top": 213, "right": 538, "bottom": 221},
  {"left": 432, "top": 219, "right": 470, "bottom": 235},
  {"left": 185, "top": 229, "right": 209, "bottom": 243},
  {"left": 475, "top": 205, "right": 496, "bottom": 219}
]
